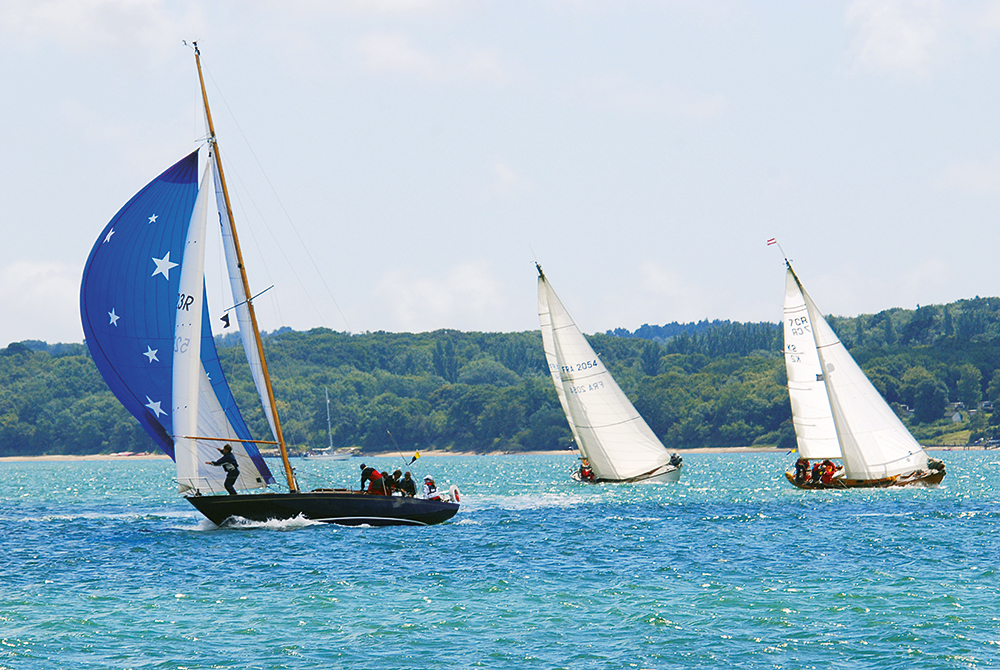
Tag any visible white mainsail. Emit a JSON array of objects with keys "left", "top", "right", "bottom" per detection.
[
  {"left": 783, "top": 269, "right": 841, "bottom": 459},
  {"left": 172, "top": 158, "right": 270, "bottom": 494},
  {"left": 788, "top": 265, "right": 928, "bottom": 479},
  {"left": 537, "top": 270, "right": 672, "bottom": 481}
]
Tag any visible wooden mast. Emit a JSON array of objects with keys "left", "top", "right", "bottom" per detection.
[{"left": 193, "top": 43, "right": 298, "bottom": 493}]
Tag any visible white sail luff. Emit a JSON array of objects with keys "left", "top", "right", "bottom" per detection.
[
  {"left": 783, "top": 269, "right": 842, "bottom": 459},
  {"left": 793, "top": 268, "right": 929, "bottom": 479},
  {"left": 173, "top": 166, "right": 213, "bottom": 491},
  {"left": 211, "top": 160, "right": 279, "bottom": 444},
  {"left": 539, "top": 273, "right": 671, "bottom": 481},
  {"left": 538, "top": 276, "right": 582, "bottom": 449}
]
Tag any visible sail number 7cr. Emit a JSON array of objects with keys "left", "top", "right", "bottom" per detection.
[{"left": 787, "top": 316, "right": 811, "bottom": 336}]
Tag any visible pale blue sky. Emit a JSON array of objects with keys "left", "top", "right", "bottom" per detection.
[{"left": 2, "top": 1, "right": 1000, "bottom": 346}]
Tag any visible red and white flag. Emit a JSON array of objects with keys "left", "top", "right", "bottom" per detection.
[{"left": 766, "top": 238, "right": 777, "bottom": 246}]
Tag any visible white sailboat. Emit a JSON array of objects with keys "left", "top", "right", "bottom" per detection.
[
  {"left": 782, "top": 260, "right": 945, "bottom": 488},
  {"left": 305, "top": 388, "right": 352, "bottom": 460},
  {"left": 537, "top": 264, "right": 682, "bottom": 483}
]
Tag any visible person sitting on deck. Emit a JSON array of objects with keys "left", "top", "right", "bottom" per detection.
[
  {"left": 386, "top": 469, "right": 402, "bottom": 494},
  {"left": 422, "top": 475, "right": 440, "bottom": 500},
  {"left": 399, "top": 471, "right": 417, "bottom": 497},
  {"left": 579, "top": 459, "right": 595, "bottom": 482},
  {"left": 821, "top": 460, "right": 835, "bottom": 484},
  {"left": 794, "top": 458, "right": 809, "bottom": 485},
  {"left": 810, "top": 462, "right": 822, "bottom": 485},
  {"left": 669, "top": 453, "right": 683, "bottom": 468}
]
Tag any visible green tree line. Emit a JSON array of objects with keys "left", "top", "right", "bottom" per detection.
[{"left": 5, "top": 294, "right": 1000, "bottom": 457}]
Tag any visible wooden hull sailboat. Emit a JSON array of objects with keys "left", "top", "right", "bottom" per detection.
[
  {"left": 79, "top": 44, "right": 458, "bottom": 527},
  {"left": 537, "top": 264, "right": 682, "bottom": 484},
  {"left": 780, "top": 259, "right": 945, "bottom": 489},
  {"left": 783, "top": 468, "right": 946, "bottom": 490}
]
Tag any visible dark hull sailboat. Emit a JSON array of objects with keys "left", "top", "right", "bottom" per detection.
[
  {"left": 80, "top": 44, "right": 459, "bottom": 527},
  {"left": 187, "top": 491, "right": 459, "bottom": 527}
]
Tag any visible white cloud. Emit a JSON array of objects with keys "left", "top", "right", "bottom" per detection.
[
  {"left": 847, "top": 0, "right": 945, "bottom": 74},
  {"left": 351, "top": 32, "right": 512, "bottom": 84},
  {"left": 287, "top": 0, "right": 464, "bottom": 17},
  {"left": 898, "top": 257, "right": 950, "bottom": 299},
  {"left": 936, "top": 155, "right": 1000, "bottom": 194},
  {"left": 487, "top": 161, "right": 529, "bottom": 196},
  {"left": 0, "top": 260, "right": 82, "bottom": 346},
  {"left": 371, "top": 262, "right": 508, "bottom": 331},
  {"left": 610, "top": 262, "right": 710, "bottom": 326},
  {"left": 0, "top": 0, "right": 204, "bottom": 54},
  {"left": 572, "top": 72, "right": 725, "bottom": 119}
]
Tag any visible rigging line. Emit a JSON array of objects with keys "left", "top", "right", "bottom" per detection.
[
  {"left": 214, "top": 119, "right": 327, "bottom": 334},
  {"left": 202, "top": 64, "right": 353, "bottom": 334}
]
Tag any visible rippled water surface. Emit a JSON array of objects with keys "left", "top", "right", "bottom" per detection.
[{"left": 2, "top": 451, "right": 999, "bottom": 669}]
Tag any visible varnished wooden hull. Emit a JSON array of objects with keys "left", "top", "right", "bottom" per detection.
[
  {"left": 572, "top": 463, "right": 682, "bottom": 484},
  {"left": 186, "top": 489, "right": 459, "bottom": 526},
  {"left": 784, "top": 469, "right": 945, "bottom": 489}
]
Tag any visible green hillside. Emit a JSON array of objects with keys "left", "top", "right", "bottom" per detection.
[{"left": 3, "top": 294, "right": 1000, "bottom": 457}]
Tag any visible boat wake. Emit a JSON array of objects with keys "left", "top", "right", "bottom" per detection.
[{"left": 197, "top": 513, "right": 324, "bottom": 531}]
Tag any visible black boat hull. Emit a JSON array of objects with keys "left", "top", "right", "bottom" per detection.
[{"left": 186, "top": 490, "right": 459, "bottom": 526}]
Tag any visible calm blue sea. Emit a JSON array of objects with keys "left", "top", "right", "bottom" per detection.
[{"left": 2, "top": 451, "right": 998, "bottom": 670}]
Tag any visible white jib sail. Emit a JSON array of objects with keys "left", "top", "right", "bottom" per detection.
[
  {"left": 211, "top": 158, "right": 280, "bottom": 445},
  {"left": 539, "top": 275, "right": 670, "bottom": 481},
  {"left": 173, "top": 158, "right": 268, "bottom": 494},
  {"left": 801, "top": 279, "right": 928, "bottom": 480},
  {"left": 783, "top": 268, "right": 841, "bottom": 459}
]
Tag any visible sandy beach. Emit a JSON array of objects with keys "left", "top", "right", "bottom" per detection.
[{"left": 0, "top": 452, "right": 169, "bottom": 463}]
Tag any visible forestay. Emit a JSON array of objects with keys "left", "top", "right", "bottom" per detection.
[
  {"left": 537, "top": 271, "right": 671, "bottom": 481},
  {"left": 791, "top": 266, "right": 928, "bottom": 479}
]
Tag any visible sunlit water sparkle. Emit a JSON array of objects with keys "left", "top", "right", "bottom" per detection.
[{"left": 2, "top": 451, "right": 999, "bottom": 669}]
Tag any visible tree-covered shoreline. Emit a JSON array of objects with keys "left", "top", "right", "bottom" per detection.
[{"left": 4, "top": 294, "right": 1000, "bottom": 458}]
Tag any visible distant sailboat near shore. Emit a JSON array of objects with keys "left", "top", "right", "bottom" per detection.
[
  {"left": 304, "top": 388, "right": 355, "bottom": 460},
  {"left": 781, "top": 259, "right": 945, "bottom": 489},
  {"left": 536, "top": 264, "right": 682, "bottom": 483},
  {"left": 79, "top": 44, "right": 459, "bottom": 526}
]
